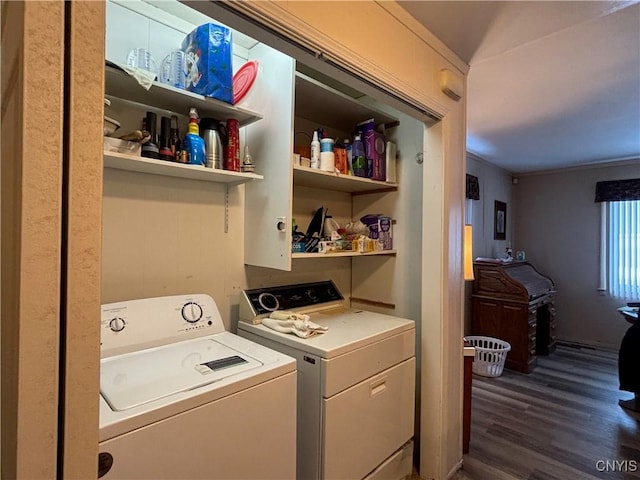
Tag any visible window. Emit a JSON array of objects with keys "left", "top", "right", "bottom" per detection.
[
  {"left": 596, "top": 178, "right": 640, "bottom": 300},
  {"left": 606, "top": 200, "right": 640, "bottom": 299}
]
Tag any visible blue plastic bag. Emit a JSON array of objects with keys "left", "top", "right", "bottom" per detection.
[{"left": 182, "top": 23, "right": 233, "bottom": 104}]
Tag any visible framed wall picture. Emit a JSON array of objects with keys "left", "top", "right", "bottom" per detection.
[{"left": 494, "top": 200, "right": 507, "bottom": 240}]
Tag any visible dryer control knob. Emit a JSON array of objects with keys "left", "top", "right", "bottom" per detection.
[
  {"left": 109, "top": 317, "right": 126, "bottom": 332},
  {"left": 258, "top": 293, "right": 279, "bottom": 312},
  {"left": 182, "top": 302, "right": 203, "bottom": 323}
]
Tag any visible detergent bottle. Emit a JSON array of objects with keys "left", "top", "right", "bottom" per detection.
[
  {"left": 352, "top": 134, "right": 367, "bottom": 177},
  {"left": 182, "top": 107, "right": 206, "bottom": 166}
]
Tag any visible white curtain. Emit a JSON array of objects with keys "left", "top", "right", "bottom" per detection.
[{"left": 609, "top": 200, "right": 640, "bottom": 299}]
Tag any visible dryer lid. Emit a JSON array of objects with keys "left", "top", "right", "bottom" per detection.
[{"left": 100, "top": 336, "right": 263, "bottom": 411}]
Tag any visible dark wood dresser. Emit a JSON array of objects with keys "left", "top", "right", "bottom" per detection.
[{"left": 471, "top": 261, "right": 557, "bottom": 373}]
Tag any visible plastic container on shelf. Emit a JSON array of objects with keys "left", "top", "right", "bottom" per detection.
[
  {"left": 464, "top": 336, "right": 511, "bottom": 377},
  {"left": 320, "top": 151, "right": 335, "bottom": 172},
  {"left": 320, "top": 137, "right": 334, "bottom": 152}
]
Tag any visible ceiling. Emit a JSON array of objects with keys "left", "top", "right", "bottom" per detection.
[{"left": 398, "top": 1, "right": 640, "bottom": 174}]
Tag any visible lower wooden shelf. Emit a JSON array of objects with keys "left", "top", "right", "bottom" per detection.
[
  {"left": 293, "top": 165, "right": 397, "bottom": 193},
  {"left": 291, "top": 250, "right": 396, "bottom": 259},
  {"left": 104, "top": 151, "right": 263, "bottom": 185}
]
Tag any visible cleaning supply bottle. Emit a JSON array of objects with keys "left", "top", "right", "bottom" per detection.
[
  {"left": 169, "top": 115, "right": 182, "bottom": 162},
  {"left": 343, "top": 138, "right": 353, "bottom": 175},
  {"left": 182, "top": 107, "right": 206, "bottom": 166},
  {"left": 310, "top": 130, "right": 320, "bottom": 169},
  {"left": 352, "top": 134, "right": 367, "bottom": 177},
  {"left": 141, "top": 111, "right": 159, "bottom": 159}
]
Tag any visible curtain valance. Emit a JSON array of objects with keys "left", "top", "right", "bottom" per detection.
[{"left": 594, "top": 178, "right": 640, "bottom": 202}]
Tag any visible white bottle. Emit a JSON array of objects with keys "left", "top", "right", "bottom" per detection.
[{"left": 310, "top": 130, "right": 320, "bottom": 169}]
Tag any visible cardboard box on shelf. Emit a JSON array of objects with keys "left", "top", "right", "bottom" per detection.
[
  {"left": 352, "top": 235, "right": 383, "bottom": 253},
  {"left": 378, "top": 216, "right": 393, "bottom": 250},
  {"left": 364, "top": 130, "right": 386, "bottom": 180}
]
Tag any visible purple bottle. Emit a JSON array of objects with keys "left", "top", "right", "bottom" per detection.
[{"left": 352, "top": 134, "right": 367, "bottom": 177}]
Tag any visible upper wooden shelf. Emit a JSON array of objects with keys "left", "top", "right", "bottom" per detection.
[
  {"left": 104, "top": 65, "right": 263, "bottom": 127},
  {"left": 294, "top": 72, "right": 399, "bottom": 132},
  {"left": 293, "top": 165, "right": 397, "bottom": 193},
  {"left": 104, "top": 151, "right": 263, "bottom": 185}
]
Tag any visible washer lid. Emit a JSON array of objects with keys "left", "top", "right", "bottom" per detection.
[{"left": 100, "top": 337, "right": 263, "bottom": 411}]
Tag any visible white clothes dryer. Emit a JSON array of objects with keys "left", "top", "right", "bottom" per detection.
[
  {"left": 98, "top": 294, "right": 296, "bottom": 480},
  {"left": 238, "top": 281, "right": 415, "bottom": 480}
]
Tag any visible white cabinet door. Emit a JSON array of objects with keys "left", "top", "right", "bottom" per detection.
[{"left": 244, "top": 44, "right": 295, "bottom": 270}]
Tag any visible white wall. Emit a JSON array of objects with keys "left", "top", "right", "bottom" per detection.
[{"left": 513, "top": 160, "right": 640, "bottom": 350}]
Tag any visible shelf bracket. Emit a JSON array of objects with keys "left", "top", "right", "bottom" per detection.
[{"left": 225, "top": 186, "right": 229, "bottom": 234}]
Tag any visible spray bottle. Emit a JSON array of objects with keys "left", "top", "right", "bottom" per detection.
[
  {"left": 310, "top": 130, "right": 321, "bottom": 169},
  {"left": 182, "top": 107, "right": 206, "bottom": 166}
]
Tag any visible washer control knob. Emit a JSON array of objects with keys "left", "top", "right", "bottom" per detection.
[
  {"left": 109, "top": 317, "right": 126, "bottom": 332},
  {"left": 182, "top": 302, "right": 203, "bottom": 323}
]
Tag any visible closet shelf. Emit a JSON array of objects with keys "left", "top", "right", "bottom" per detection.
[
  {"left": 105, "top": 65, "right": 263, "bottom": 127},
  {"left": 293, "top": 165, "right": 397, "bottom": 194},
  {"left": 104, "top": 151, "right": 263, "bottom": 184},
  {"left": 292, "top": 250, "right": 397, "bottom": 259},
  {"left": 295, "top": 72, "right": 399, "bottom": 133}
]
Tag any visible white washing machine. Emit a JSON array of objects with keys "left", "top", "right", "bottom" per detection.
[
  {"left": 238, "top": 281, "right": 415, "bottom": 480},
  {"left": 98, "top": 294, "right": 296, "bottom": 480}
]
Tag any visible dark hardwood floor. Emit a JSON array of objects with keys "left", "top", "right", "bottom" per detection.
[{"left": 462, "top": 344, "right": 640, "bottom": 480}]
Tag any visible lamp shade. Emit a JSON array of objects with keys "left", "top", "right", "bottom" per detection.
[{"left": 464, "top": 224, "right": 474, "bottom": 281}]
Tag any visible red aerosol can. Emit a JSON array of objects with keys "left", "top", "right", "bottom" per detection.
[{"left": 225, "top": 118, "right": 240, "bottom": 171}]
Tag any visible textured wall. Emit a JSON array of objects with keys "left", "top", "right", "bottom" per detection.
[
  {"left": 1, "top": 1, "right": 64, "bottom": 477},
  {"left": 62, "top": 2, "right": 105, "bottom": 477}
]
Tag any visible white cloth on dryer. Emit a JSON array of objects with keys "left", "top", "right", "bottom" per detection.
[{"left": 262, "top": 311, "right": 328, "bottom": 338}]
